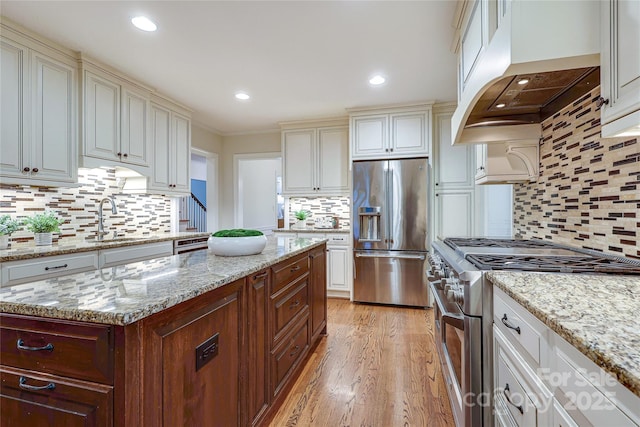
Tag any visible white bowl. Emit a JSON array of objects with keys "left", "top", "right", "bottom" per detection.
[{"left": 207, "top": 235, "right": 267, "bottom": 256}]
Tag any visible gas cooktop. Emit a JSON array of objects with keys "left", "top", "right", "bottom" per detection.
[
  {"left": 465, "top": 254, "right": 640, "bottom": 274},
  {"left": 443, "top": 237, "right": 558, "bottom": 249}
]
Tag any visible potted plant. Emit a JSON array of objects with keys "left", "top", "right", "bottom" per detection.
[
  {"left": 293, "top": 210, "right": 311, "bottom": 229},
  {"left": 23, "top": 211, "right": 64, "bottom": 246},
  {"left": 208, "top": 229, "right": 267, "bottom": 256},
  {"left": 0, "top": 215, "right": 21, "bottom": 249}
]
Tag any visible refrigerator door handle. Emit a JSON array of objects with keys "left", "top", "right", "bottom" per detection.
[{"left": 354, "top": 253, "right": 426, "bottom": 260}]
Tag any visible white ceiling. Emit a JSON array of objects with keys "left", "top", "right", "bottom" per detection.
[{"left": 1, "top": 1, "right": 458, "bottom": 135}]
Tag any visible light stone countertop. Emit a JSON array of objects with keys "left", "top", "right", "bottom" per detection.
[
  {"left": 273, "top": 228, "right": 350, "bottom": 234},
  {"left": 487, "top": 271, "right": 640, "bottom": 398},
  {"left": 0, "top": 232, "right": 211, "bottom": 262},
  {"left": 0, "top": 237, "right": 326, "bottom": 326}
]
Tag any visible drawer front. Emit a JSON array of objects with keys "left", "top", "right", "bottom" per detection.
[
  {"left": 272, "top": 320, "right": 309, "bottom": 397},
  {"left": 554, "top": 347, "right": 634, "bottom": 426},
  {"left": 1, "top": 366, "right": 113, "bottom": 426},
  {"left": 273, "top": 278, "right": 309, "bottom": 341},
  {"left": 494, "top": 292, "right": 542, "bottom": 365},
  {"left": 0, "top": 314, "right": 114, "bottom": 384},
  {"left": 98, "top": 241, "right": 173, "bottom": 268},
  {"left": 495, "top": 346, "right": 538, "bottom": 427},
  {"left": 271, "top": 253, "right": 309, "bottom": 295},
  {"left": 327, "top": 234, "right": 349, "bottom": 246},
  {"left": 1, "top": 252, "right": 98, "bottom": 287}
]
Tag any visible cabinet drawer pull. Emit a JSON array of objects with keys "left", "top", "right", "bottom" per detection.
[
  {"left": 289, "top": 300, "right": 300, "bottom": 310},
  {"left": 290, "top": 265, "right": 301, "bottom": 272},
  {"left": 17, "top": 339, "right": 54, "bottom": 352},
  {"left": 45, "top": 264, "right": 68, "bottom": 271},
  {"left": 501, "top": 314, "right": 521, "bottom": 334},
  {"left": 253, "top": 272, "right": 268, "bottom": 280},
  {"left": 19, "top": 376, "right": 56, "bottom": 392},
  {"left": 503, "top": 383, "right": 523, "bottom": 414},
  {"left": 289, "top": 345, "right": 300, "bottom": 357}
]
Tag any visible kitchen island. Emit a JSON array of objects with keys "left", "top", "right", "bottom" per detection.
[
  {"left": 487, "top": 271, "right": 640, "bottom": 425},
  {"left": 0, "top": 237, "right": 328, "bottom": 427}
]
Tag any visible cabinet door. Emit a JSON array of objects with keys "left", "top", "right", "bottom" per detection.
[
  {"left": 601, "top": 0, "right": 640, "bottom": 126},
  {"left": 475, "top": 144, "right": 487, "bottom": 180},
  {"left": 309, "top": 245, "right": 327, "bottom": 342},
  {"left": 141, "top": 280, "right": 243, "bottom": 427},
  {"left": 84, "top": 70, "right": 120, "bottom": 162},
  {"left": 317, "top": 126, "right": 349, "bottom": 193},
  {"left": 434, "top": 113, "right": 474, "bottom": 188},
  {"left": 283, "top": 129, "right": 315, "bottom": 194},
  {"left": 390, "top": 111, "right": 429, "bottom": 156},
  {"left": 30, "top": 51, "right": 76, "bottom": 183},
  {"left": 1, "top": 366, "right": 113, "bottom": 427},
  {"left": 351, "top": 115, "right": 388, "bottom": 159},
  {"left": 435, "top": 190, "right": 474, "bottom": 237},
  {"left": 327, "top": 246, "right": 349, "bottom": 292},
  {"left": 171, "top": 112, "right": 191, "bottom": 193},
  {"left": 248, "top": 271, "right": 269, "bottom": 426},
  {"left": 121, "top": 86, "right": 149, "bottom": 167},
  {"left": 150, "top": 103, "right": 171, "bottom": 190},
  {"left": 0, "top": 37, "right": 28, "bottom": 178}
]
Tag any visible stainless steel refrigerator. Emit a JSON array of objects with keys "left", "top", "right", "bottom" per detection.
[{"left": 352, "top": 158, "right": 430, "bottom": 307}]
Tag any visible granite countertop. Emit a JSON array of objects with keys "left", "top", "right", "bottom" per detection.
[
  {"left": 273, "top": 228, "right": 350, "bottom": 234},
  {"left": 0, "top": 232, "right": 211, "bottom": 262},
  {"left": 0, "top": 237, "right": 325, "bottom": 326},
  {"left": 487, "top": 271, "right": 640, "bottom": 398}
]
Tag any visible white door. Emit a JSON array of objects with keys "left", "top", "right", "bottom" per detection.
[
  {"left": 317, "top": 126, "right": 348, "bottom": 193},
  {"left": 351, "top": 115, "right": 387, "bottom": 159},
  {"left": 390, "top": 112, "right": 429, "bottom": 156},
  {"left": 30, "top": 51, "right": 76, "bottom": 183},
  {"left": 327, "top": 247, "right": 349, "bottom": 291},
  {"left": 0, "top": 37, "right": 27, "bottom": 177},
  {"left": 172, "top": 112, "right": 191, "bottom": 193},
  {"left": 84, "top": 70, "right": 120, "bottom": 162},
  {"left": 283, "top": 129, "right": 315, "bottom": 193},
  {"left": 237, "top": 157, "right": 281, "bottom": 233},
  {"left": 150, "top": 103, "right": 171, "bottom": 190},
  {"left": 435, "top": 114, "right": 474, "bottom": 188},
  {"left": 121, "top": 86, "right": 149, "bottom": 167},
  {"left": 435, "top": 190, "right": 474, "bottom": 237}
]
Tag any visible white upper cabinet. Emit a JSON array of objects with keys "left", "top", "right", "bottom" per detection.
[
  {"left": 433, "top": 112, "right": 474, "bottom": 189},
  {"left": 350, "top": 105, "right": 432, "bottom": 160},
  {"left": 600, "top": 0, "right": 640, "bottom": 138},
  {"left": 82, "top": 65, "right": 151, "bottom": 170},
  {"left": 0, "top": 29, "right": 77, "bottom": 186},
  {"left": 282, "top": 122, "right": 349, "bottom": 195},
  {"left": 148, "top": 100, "right": 191, "bottom": 195}
]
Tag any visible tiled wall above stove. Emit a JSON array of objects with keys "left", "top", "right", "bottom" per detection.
[
  {"left": 0, "top": 168, "right": 172, "bottom": 244},
  {"left": 513, "top": 87, "right": 639, "bottom": 260}
]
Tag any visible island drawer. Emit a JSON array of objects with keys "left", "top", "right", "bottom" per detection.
[
  {"left": 272, "top": 277, "right": 309, "bottom": 343},
  {"left": 0, "top": 314, "right": 114, "bottom": 385},
  {"left": 271, "top": 319, "right": 309, "bottom": 398},
  {"left": 271, "top": 253, "right": 309, "bottom": 295}
]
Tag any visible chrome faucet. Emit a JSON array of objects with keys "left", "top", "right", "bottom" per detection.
[{"left": 97, "top": 197, "right": 118, "bottom": 241}]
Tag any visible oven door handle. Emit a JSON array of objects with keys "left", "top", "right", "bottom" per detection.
[{"left": 429, "top": 282, "right": 465, "bottom": 331}]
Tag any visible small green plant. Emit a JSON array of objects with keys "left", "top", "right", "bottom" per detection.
[
  {"left": 23, "top": 211, "right": 64, "bottom": 233},
  {"left": 0, "top": 215, "right": 21, "bottom": 235},
  {"left": 293, "top": 210, "right": 311, "bottom": 221},
  {"left": 212, "top": 229, "right": 264, "bottom": 237}
]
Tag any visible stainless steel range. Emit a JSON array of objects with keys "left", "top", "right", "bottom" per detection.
[{"left": 427, "top": 237, "right": 640, "bottom": 427}]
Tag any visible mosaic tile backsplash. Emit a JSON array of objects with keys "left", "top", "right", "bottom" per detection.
[
  {"left": 0, "top": 168, "right": 172, "bottom": 244},
  {"left": 288, "top": 197, "right": 351, "bottom": 229},
  {"left": 513, "top": 87, "right": 640, "bottom": 259}
]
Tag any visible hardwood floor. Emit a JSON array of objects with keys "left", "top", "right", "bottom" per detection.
[{"left": 268, "top": 298, "right": 455, "bottom": 427}]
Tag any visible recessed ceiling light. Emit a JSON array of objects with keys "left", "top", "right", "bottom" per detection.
[
  {"left": 235, "top": 92, "right": 250, "bottom": 100},
  {"left": 369, "top": 75, "right": 386, "bottom": 85},
  {"left": 496, "top": 103, "right": 506, "bottom": 108},
  {"left": 517, "top": 78, "right": 530, "bottom": 85},
  {"left": 131, "top": 16, "right": 157, "bottom": 32}
]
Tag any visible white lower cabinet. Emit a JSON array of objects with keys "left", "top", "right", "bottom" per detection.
[
  {"left": 493, "top": 287, "right": 640, "bottom": 427},
  {"left": 97, "top": 241, "right": 173, "bottom": 269},
  {"left": 1, "top": 252, "right": 99, "bottom": 287}
]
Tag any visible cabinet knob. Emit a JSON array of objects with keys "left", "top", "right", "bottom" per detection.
[
  {"left": 435, "top": 182, "right": 439, "bottom": 186},
  {"left": 32, "top": 168, "right": 38, "bottom": 173},
  {"left": 123, "top": 153, "right": 128, "bottom": 157},
  {"left": 390, "top": 148, "right": 393, "bottom": 152},
  {"left": 479, "top": 166, "right": 485, "bottom": 171},
  {"left": 596, "top": 96, "right": 609, "bottom": 108},
  {"left": 117, "top": 152, "right": 122, "bottom": 157},
  {"left": 22, "top": 167, "right": 30, "bottom": 173}
]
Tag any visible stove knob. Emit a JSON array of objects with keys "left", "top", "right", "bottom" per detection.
[
  {"left": 453, "top": 289, "right": 465, "bottom": 305},
  {"left": 446, "top": 289, "right": 455, "bottom": 302}
]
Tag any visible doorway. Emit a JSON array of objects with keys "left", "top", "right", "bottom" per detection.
[{"left": 234, "top": 153, "right": 281, "bottom": 234}]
